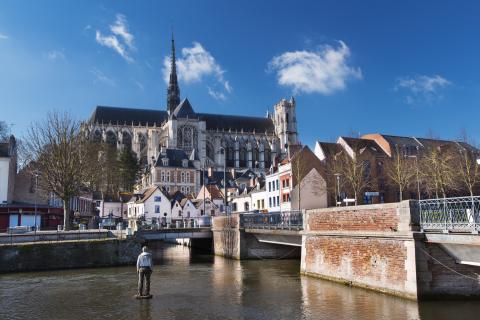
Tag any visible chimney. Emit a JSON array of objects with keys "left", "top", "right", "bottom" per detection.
[{"left": 230, "top": 168, "right": 236, "bottom": 179}]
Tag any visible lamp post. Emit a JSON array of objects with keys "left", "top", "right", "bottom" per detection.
[
  {"left": 334, "top": 173, "right": 341, "bottom": 206},
  {"left": 34, "top": 171, "right": 39, "bottom": 235}
]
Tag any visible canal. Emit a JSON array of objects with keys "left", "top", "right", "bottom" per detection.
[{"left": 0, "top": 244, "right": 479, "bottom": 320}]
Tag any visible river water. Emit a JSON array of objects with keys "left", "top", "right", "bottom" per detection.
[{"left": 1, "top": 244, "right": 479, "bottom": 320}]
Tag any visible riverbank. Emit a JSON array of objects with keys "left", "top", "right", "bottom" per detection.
[{"left": 0, "top": 238, "right": 141, "bottom": 273}]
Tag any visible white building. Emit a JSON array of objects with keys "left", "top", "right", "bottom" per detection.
[
  {"left": 127, "top": 186, "right": 171, "bottom": 230},
  {"left": 265, "top": 169, "right": 281, "bottom": 212}
]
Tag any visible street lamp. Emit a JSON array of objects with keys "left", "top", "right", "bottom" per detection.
[
  {"left": 334, "top": 173, "right": 341, "bottom": 206},
  {"left": 34, "top": 171, "right": 39, "bottom": 235}
]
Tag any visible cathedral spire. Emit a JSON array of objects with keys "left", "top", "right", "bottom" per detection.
[{"left": 167, "top": 32, "right": 180, "bottom": 115}]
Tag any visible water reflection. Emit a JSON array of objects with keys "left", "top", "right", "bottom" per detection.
[{"left": 0, "top": 244, "right": 478, "bottom": 320}]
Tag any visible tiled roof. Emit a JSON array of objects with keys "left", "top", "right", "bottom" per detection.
[
  {"left": 341, "top": 137, "right": 387, "bottom": 157},
  {"left": 137, "top": 186, "right": 158, "bottom": 203},
  {"left": 207, "top": 185, "right": 224, "bottom": 199}
]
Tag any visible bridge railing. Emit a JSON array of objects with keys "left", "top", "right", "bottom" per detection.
[
  {"left": 241, "top": 211, "right": 303, "bottom": 230},
  {"left": 137, "top": 216, "right": 212, "bottom": 231},
  {"left": 419, "top": 196, "right": 480, "bottom": 233}
]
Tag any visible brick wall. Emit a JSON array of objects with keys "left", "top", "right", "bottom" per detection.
[
  {"left": 306, "top": 201, "right": 419, "bottom": 234},
  {"left": 303, "top": 236, "right": 415, "bottom": 298},
  {"left": 302, "top": 201, "right": 419, "bottom": 299}
]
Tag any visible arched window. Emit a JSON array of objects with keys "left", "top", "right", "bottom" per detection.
[
  {"left": 122, "top": 132, "right": 132, "bottom": 150},
  {"left": 181, "top": 172, "right": 185, "bottom": 183},
  {"left": 93, "top": 130, "right": 102, "bottom": 143},
  {"left": 177, "top": 125, "right": 198, "bottom": 150},
  {"left": 166, "top": 171, "right": 170, "bottom": 182},
  {"left": 186, "top": 172, "right": 190, "bottom": 182},
  {"left": 106, "top": 131, "right": 117, "bottom": 147}
]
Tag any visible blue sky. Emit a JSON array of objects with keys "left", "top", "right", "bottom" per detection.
[{"left": 1, "top": 0, "right": 480, "bottom": 147}]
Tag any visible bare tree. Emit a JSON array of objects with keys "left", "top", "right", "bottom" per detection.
[
  {"left": 385, "top": 145, "right": 416, "bottom": 201},
  {"left": 24, "top": 111, "right": 97, "bottom": 230},
  {"left": 338, "top": 149, "right": 371, "bottom": 206},
  {"left": 0, "top": 120, "right": 10, "bottom": 141},
  {"left": 419, "top": 145, "right": 457, "bottom": 199},
  {"left": 454, "top": 145, "right": 480, "bottom": 198}
]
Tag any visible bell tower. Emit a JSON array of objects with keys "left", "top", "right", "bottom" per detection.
[{"left": 273, "top": 97, "right": 299, "bottom": 154}]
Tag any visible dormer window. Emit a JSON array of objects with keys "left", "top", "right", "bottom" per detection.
[
  {"left": 162, "top": 158, "right": 169, "bottom": 166},
  {"left": 182, "top": 159, "right": 188, "bottom": 167}
]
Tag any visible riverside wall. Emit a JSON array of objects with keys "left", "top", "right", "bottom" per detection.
[
  {"left": 0, "top": 238, "right": 141, "bottom": 273},
  {"left": 301, "top": 200, "right": 480, "bottom": 300}
]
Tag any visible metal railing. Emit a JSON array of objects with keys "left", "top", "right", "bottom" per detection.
[
  {"left": 0, "top": 228, "right": 113, "bottom": 245},
  {"left": 136, "top": 217, "right": 212, "bottom": 231},
  {"left": 419, "top": 196, "right": 480, "bottom": 233},
  {"left": 241, "top": 211, "right": 303, "bottom": 230}
]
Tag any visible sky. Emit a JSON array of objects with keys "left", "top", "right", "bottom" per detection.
[{"left": 1, "top": 0, "right": 480, "bottom": 147}]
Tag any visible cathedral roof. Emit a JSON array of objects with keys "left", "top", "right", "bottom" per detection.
[
  {"left": 89, "top": 106, "right": 168, "bottom": 126},
  {"left": 197, "top": 113, "right": 274, "bottom": 133},
  {"left": 172, "top": 98, "right": 196, "bottom": 119},
  {"left": 89, "top": 105, "right": 275, "bottom": 133}
]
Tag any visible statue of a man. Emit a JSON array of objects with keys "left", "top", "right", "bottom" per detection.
[{"left": 136, "top": 246, "right": 153, "bottom": 298}]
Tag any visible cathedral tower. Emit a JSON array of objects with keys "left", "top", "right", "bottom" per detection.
[
  {"left": 273, "top": 97, "right": 299, "bottom": 153},
  {"left": 167, "top": 34, "right": 180, "bottom": 115}
]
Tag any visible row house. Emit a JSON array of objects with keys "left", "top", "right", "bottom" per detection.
[
  {"left": 314, "top": 133, "right": 480, "bottom": 205},
  {"left": 127, "top": 186, "right": 217, "bottom": 230}
]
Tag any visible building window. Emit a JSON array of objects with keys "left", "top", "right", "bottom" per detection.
[
  {"left": 166, "top": 171, "right": 170, "bottom": 182},
  {"left": 276, "top": 196, "right": 279, "bottom": 206},
  {"left": 185, "top": 186, "right": 190, "bottom": 194},
  {"left": 154, "top": 196, "right": 161, "bottom": 202},
  {"left": 269, "top": 197, "right": 272, "bottom": 207},
  {"left": 186, "top": 172, "right": 190, "bottom": 182},
  {"left": 162, "top": 158, "right": 169, "bottom": 166},
  {"left": 244, "top": 202, "right": 249, "bottom": 211},
  {"left": 261, "top": 199, "right": 265, "bottom": 208},
  {"left": 268, "top": 182, "right": 271, "bottom": 192},
  {"left": 160, "top": 171, "right": 165, "bottom": 182},
  {"left": 155, "top": 205, "right": 160, "bottom": 213},
  {"left": 276, "top": 180, "right": 279, "bottom": 190},
  {"left": 181, "top": 172, "right": 185, "bottom": 183},
  {"left": 182, "top": 159, "right": 188, "bottom": 167}
]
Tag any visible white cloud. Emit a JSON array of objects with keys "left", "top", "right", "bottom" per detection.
[
  {"left": 95, "top": 14, "right": 135, "bottom": 62},
  {"left": 208, "top": 87, "right": 227, "bottom": 101},
  {"left": 0, "top": 33, "right": 8, "bottom": 40},
  {"left": 90, "top": 68, "right": 115, "bottom": 86},
  {"left": 395, "top": 74, "right": 451, "bottom": 104},
  {"left": 163, "top": 42, "right": 231, "bottom": 100},
  {"left": 268, "top": 41, "right": 362, "bottom": 95},
  {"left": 45, "top": 50, "right": 66, "bottom": 61}
]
